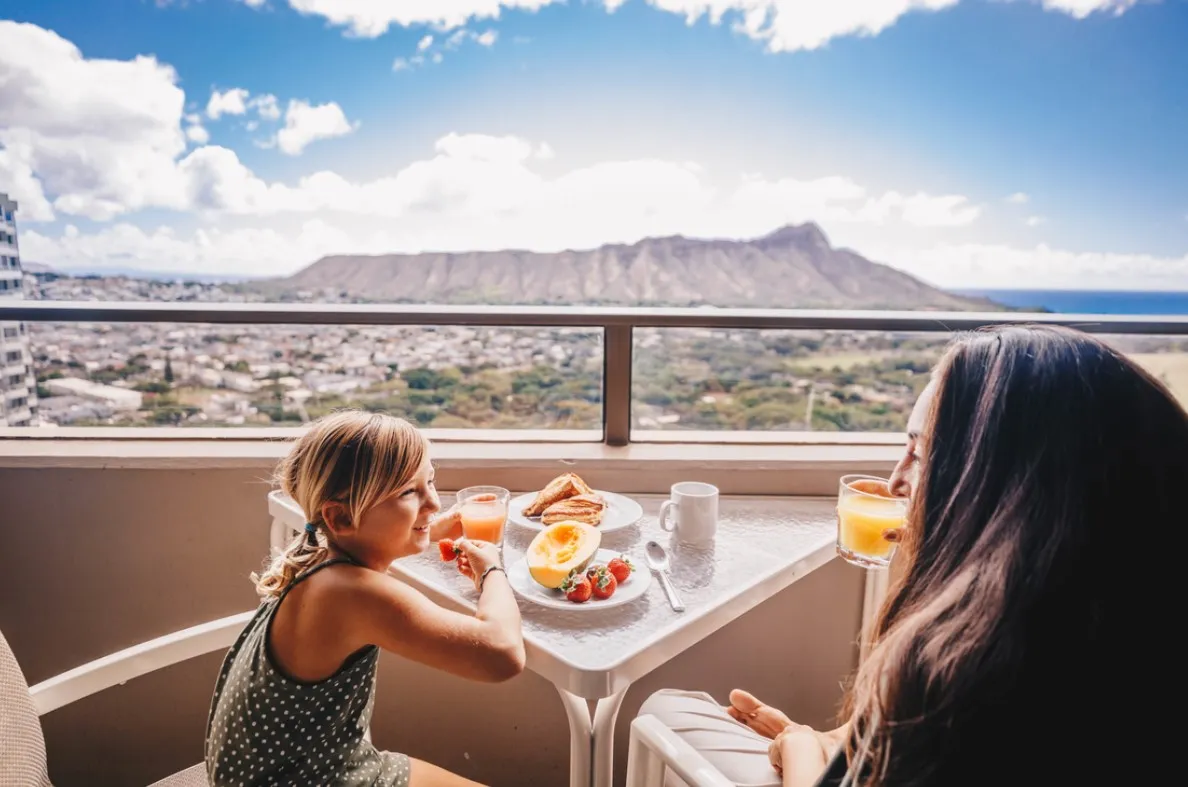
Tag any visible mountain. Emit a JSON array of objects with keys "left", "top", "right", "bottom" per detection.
[{"left": 259, "top": 224, "right": 999, "bottom": 310}]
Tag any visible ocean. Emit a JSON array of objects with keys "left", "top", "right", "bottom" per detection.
[{"left": 957, "top": 290, "right": 1188, "bottom": 315}]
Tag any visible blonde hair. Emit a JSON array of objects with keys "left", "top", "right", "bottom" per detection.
[{"left": 254, "top": 410, "right": 429, "bottom": 598}]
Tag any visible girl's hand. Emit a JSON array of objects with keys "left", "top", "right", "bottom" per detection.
[
  {"left": 431, "top": 503, "right": 464, "bottom": 542},
  {"left": 455, "top": 537, "right": 503, "bottom": 593}
]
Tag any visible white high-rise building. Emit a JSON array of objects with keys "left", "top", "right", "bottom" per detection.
[{"left": 1, "top": 192, "right": 38, "bottom": 427}]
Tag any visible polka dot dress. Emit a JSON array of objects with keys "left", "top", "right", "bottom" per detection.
[{"left": 204, "top": 558, "right": 411, "bottom": 787}]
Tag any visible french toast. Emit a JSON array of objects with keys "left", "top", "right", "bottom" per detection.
[
  {"left": 522, "top": 472, "right": 596, "bottom": 517},
  {"left": 541, "top": 493, "right": 607, "bottom": 526}
]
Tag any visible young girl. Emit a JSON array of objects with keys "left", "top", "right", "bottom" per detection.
[{"left": 205, "top": 410, "right": 525, "bottom": 787}]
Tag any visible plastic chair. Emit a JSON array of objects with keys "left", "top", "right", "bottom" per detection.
[
  {"left": 1, "top": 612, "right": 252, "bottom": 786},
  {"left": 626, "top": 714, "right": 735, "bottom": 787}
]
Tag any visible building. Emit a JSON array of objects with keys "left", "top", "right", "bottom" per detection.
[
  {"left": 43, "top": 377, "right": 143, "bottom": 411},
  {"left": 0, "top": 192, "right": 38, "bottom": 427}
]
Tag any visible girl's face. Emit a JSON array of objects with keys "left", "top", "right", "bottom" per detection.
[{"left": 335, "top": 458, "right": 441, "bottom": 565}]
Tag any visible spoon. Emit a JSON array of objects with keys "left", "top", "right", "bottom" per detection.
[{"left": 645, "top": 540, "right": 685, "bottom": 612}]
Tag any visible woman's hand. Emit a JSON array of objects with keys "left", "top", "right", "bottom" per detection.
[
  {"left": 455, "top": 537, "right": 503, "bottom": 593},
  {"left": 726, "top": 689, "right": 798, "bottom": 739},
  {"left": 769, "top": 726, "right": 832, "bottom": 786}
]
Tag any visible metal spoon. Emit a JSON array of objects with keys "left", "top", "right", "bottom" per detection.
[{"left": 645, "top": 540, "right": 685, "bottom": 612}]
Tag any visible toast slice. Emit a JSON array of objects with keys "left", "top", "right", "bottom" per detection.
[
  {"left": 541, "top": 493, "right": 607, "bottom": 526},
  {"left": 522, "top": 472, "right": 595, "bottom": 517}
]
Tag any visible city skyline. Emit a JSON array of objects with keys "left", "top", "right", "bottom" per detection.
[{"left": 0, "top": 0, "right": 1186, "bottom": 290}]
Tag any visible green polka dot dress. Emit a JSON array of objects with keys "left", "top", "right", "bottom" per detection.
[{"left": 205, "top": 558, "right": 411, "bottom": 786}]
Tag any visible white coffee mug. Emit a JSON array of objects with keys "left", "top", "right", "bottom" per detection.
[{"left": 658, "top": 482, "right": 719, "bottom": 543}]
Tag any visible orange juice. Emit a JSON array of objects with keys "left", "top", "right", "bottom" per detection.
[
  {"left": 461, "top": 500, "right": 507, "bottom": 544},
  {"left": 838, "top": 495, "right": 906, "bottom": 561}
]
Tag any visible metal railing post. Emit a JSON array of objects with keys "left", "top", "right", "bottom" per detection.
[{"left": 603, "top": 325, "right": 633, "bottom": 447}]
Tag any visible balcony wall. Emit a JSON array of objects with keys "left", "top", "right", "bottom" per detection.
[{"left": 0, "top": 443, "right": 873, "bottom": 786}]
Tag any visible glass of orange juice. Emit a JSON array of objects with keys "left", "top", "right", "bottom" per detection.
[
  {"left": 457, "top": 486, "right": 510, "bottom": 546},
  {"left": 836, "top": 475, "right": 908, "bottom": 569}
]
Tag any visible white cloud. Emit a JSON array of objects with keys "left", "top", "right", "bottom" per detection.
[
  {"left": 262, "top": 0, "right": 559, "bottom": 37},
  {"left": 274, "top": 100, "right": 358, "bottom": 155},
  {"left": 433, "top": 52, "right": 445, "bottom": 64},
  {"left": 393, "top": 57, "right": 412, "bottom": 71},
  {"left": 19, "top": 126, "right": 1183, "bottom": 289},
  {"left": 250, "top": 94, "right": 281, "bottom": 121},
  {"left": 208, "top": 89, "right": 280, "bottom": 122},
  {"left": 185, "top": 124, "right": 211, "bottom": 144},
  {"left": 1006, "top": 191, "right": 1029, "bottom": 204},
  {"left": 475, "top": 29, "right": 499, "bottom": 46},
  {"left": 1040, "top": 0, "right": 1138, "bottom": 19},
  {"left": 0, "top": 20, "right": 188, "bottom": 221},
  {"left": 0, "top": 141, "right": 55, "bottom": 222},
  {"left": 536, "top": 142, "right": 555, "bottom": 160},
  {"left": 874, "top": 242, "right": 1188, "bottom": 292},
  {"left": 22, "top": 220, "right": 356, "bottom": 278},
  {"left": 610, "top": 1, "right": 960, "bottom": 52},
  {"left": 417, "top": 34, "right": 434, "bottom": 51},
  {"left": 234, "top": 0, "right": 1148, "bottom": 50},
  {"left": 605, "top": 1, "right": 1145, "bottom": 52},
  {"left": 18, "top": 130, "right": 985, "bottom": 264},
  {"left": 1026, "top": 215, "right": 1046, "bottom": 227},
  {"left": 446, "top": 29, "right": 471, "bottom": 48},
  {"left": 206, "top": 87, "right": 249, "bottom": 119},
  {"left": 725, "top": 176, "right": 980, "bottom": 232}
]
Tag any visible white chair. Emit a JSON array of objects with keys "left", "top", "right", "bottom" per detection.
[
  {"left": 1, "top": 612, "right": 253, "bottom": 787},
  {"left": 626, "top": 714, "right": 735, "bottom": 787}
]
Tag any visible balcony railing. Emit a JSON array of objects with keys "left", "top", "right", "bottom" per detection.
[{"left": 3, "top": 300, "right": 1187, "bottom": 445}]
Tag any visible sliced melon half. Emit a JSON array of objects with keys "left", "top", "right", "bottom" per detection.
[{"left": 526, "top": 521, "right": 602, "bottom": 589}]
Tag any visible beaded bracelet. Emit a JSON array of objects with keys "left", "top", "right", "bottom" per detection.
[{"left": 478, "top": 565, "right": 506, "bottom": 594}]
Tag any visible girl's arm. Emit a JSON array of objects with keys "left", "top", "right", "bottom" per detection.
[{"left": 340, "top": 540, "right": 525, "bottom": 683}]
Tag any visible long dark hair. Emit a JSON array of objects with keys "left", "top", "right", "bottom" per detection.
[{"left": 843, "top": 325, "right": 1186, "bottom": 785}]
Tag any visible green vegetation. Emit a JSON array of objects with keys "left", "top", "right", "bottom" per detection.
[{"left": 33, "top": 329, "right": 1188, "bottom": 431}]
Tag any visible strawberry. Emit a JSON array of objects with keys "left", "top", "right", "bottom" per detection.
[
  {"left": 585, "top": 564, "right": 604, "bottom": 581},
  {"left": 607, "top": 556, "right": 633, "bottom": 584},
  {"left": 590, "top": 567, "right": 617, "bottom": 600},
  {"left": 562, "top": 573, "right": 592, "bottom": 603},
  {"left": 438, "top": 538, "right": 460, "bottom": 562}
]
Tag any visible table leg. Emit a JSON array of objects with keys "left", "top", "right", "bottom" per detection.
[
  {"left": 557, "top": 686, "right": 593, "bottom": 787},
  {"left": 592, "top": 688, "right": 628, "bottom": 787}
]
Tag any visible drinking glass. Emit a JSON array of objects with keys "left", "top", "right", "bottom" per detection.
[
  {"left": 836, "top": 474, "right": 908, "bottom": 569},
  {"left": 456, "top": 486, "right": 510, "bottom": 546}
]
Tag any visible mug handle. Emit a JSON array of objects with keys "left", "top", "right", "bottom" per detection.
[{"left": 659, "top": 500, "right": 677, "bottom": 532}]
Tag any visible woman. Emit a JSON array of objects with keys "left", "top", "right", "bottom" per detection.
[{"left": 640, "top": 325, "right": 1185, "bottom": 786}]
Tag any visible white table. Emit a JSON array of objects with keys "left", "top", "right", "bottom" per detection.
[{"left": 269, "top": 491, "right": 839, "bottom": 787}]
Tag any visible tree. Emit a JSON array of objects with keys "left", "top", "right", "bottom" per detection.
[{"left": 164, "top": 356, "right": 174, "bottom": 384}]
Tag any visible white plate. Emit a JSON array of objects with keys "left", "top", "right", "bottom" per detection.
[
  {"left": 507, "top": 548, "right": 652, "bottom": 610},
  {"left": 507, "top": 490, "right": 644, "bottom": 533}
]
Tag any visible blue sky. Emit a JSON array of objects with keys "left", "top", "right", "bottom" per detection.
[{"left": 0, "top": 0, "right": 1185, "bottom": 289}]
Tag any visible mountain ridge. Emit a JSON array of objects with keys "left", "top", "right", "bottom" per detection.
[{"left": 256, "top": 223, "right": 998, "bottom": 310}]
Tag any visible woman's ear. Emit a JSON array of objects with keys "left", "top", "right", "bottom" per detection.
[{"left": 320, "top": 500, "right": 354, "bottom": 537}]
